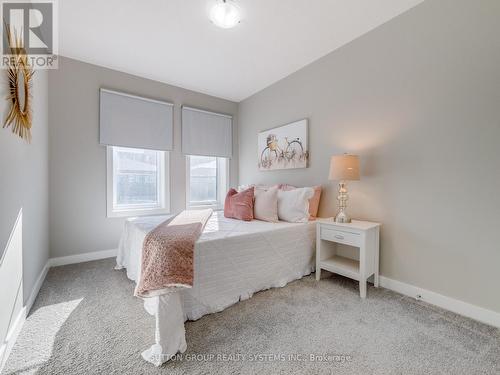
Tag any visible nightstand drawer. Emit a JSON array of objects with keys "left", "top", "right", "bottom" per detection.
[{"left": 321, "top": 227, "right": 361, "bottom": 247}]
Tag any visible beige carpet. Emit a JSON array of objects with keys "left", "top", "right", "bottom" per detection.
[{"left": 3, "top": 258, "right": 499, "bottom": 374}]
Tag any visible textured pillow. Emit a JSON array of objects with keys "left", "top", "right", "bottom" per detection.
[
  {"left": 224, "top": 187, "right": 254, "bottom": 221},
  {"left": 254, "top": 187, "right": 279, "bottom": 222},
  {"left": 277, "top": 187, "right": 314, "bottom": 222},
  {"left": 278, "top": 184, "right": 322, "bottom": 218}
]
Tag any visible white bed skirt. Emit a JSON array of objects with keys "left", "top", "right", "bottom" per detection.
[{"left": 116, "top": 212, "right": 316, "bottom": 366}]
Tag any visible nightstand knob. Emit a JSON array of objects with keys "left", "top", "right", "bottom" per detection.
[{"left": 334, "top": 234, "right": 344, "bottom": 240}]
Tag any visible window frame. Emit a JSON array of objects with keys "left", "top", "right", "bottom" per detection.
[
  {"left": 185, "top": 155, "right": 229, "bottom": 210},
  {"left": 106, "top": 146, "right": 170, "bottom": 218}
]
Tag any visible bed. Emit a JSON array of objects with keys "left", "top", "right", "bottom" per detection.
[{"left": 115, "top": 211, "right": 316, "bottom": 366}]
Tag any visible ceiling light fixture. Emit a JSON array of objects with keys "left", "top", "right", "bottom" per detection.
[{"left": 210, "top": 0, "right": 241, "bottom": 29}]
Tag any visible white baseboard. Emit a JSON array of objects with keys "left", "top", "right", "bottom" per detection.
[
  {"left": 0, "top": 306, "right": 26, "bottom": 374},
  {"left": 379, "top": 276, "right": 500, "bottom": 328},
  {"left": 3, "top": 259, "right": 50, "bottom": 373},
  {"left": 26, "top": 260, "right": 50, "bottom": 314},
  {"left": 49, "top": 249, "right": 117, "bottom": 267}
]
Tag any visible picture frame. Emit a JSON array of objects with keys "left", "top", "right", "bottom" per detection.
[{"left": 258, "top": 119, "right": 308, "bottom": 170}]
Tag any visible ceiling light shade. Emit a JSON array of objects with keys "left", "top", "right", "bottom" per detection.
[{"left": 210, "top": 0, "right": 241, "bottom": 29}]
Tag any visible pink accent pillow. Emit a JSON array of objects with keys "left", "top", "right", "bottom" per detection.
[
  {"left": 278, "top": 184, "right": 322, "bottom": 218},
  {"left": 224, "top": 187, "right": 254, "bottom": 221},
  {"left": 308, "top": 186, "right": 322, "bottom": 218}
]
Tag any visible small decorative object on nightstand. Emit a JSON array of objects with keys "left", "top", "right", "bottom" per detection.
[
  {"left": 329, "top": 154, "right": 360, "bottom": 223},
  {"left": 316, "top": 218, "right": 380, "bottom": 298}
]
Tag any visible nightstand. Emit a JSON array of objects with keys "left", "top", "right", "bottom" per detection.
[{"left": 316, "top": 219, "right": 381, "bottom": 298}]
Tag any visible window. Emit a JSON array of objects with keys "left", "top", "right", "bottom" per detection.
[
  {"left": 186, "top": 155, "right": 228, "bottom": 209},
  {"left": 107, "top": 146, "right": 170, "bottom": 217}
]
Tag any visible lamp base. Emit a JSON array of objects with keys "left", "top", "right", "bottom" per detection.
[
  {"left": 335, "top": 181, "right": 351, "bottom": 223},
  {"left": 335, "top": 210, "right": 351, "bottom": 223}
]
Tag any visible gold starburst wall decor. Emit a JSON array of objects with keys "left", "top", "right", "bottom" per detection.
[{"left": 3, "top": 24, "right": 34, "bottom": 142}]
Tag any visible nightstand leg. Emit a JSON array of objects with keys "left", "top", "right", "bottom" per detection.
[
  {"left": 315, "top": 224, "right": 321, "bottom": 281},
  {"left": 359, "top": 280, "right": 367, "bottom": 298},
  {"left": 374, "top": 229, "right": 380, "bottom": 288}
]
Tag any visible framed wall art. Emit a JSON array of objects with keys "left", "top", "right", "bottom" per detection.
[{"left": 258, "top": 119, "right": 308, "bottom": 170}]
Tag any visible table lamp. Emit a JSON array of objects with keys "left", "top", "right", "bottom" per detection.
[{"left": 329, "top": 154, "right": 360, "bottom": 223}]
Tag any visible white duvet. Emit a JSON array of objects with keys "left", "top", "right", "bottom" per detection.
[{"left": 116, "top": 211, "right": 316, "bottom": 366}]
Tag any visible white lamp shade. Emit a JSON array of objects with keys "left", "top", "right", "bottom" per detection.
[{"left": 329, "top": 155, "right": 360, "bottom": 181}]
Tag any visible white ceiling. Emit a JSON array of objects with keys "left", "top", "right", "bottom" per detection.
[{"left": 59, "top": 0, "right": 423, "bottom": 102}]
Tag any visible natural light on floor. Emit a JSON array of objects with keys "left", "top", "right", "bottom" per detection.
[{"left": 6, "top": 299, "right": 83, "bottom": 374}]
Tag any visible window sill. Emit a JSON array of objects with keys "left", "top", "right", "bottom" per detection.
[
  {"left": 107, "top": 207, "right": 170, "bottom": 218},
  {"left": 187, "top": 204, "right": 223, "bottom": 211}
]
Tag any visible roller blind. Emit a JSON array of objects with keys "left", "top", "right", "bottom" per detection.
[
  {"left": 99, "top": 89, "right": 173, "bottom": 151},
  {"left": 182, "top": 106, "right": 232, "bottom": 158}
]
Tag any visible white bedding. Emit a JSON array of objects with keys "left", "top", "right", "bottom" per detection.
[{"left": 116, "top": 211, "right": 316, "bottom": 365}]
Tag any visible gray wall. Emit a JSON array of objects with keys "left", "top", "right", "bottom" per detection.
[
  {"left": 49, "top": 57, "right": 238, "bottom": 258},
  {"left": 0, "top": 71, "right": 49, "bottom": 349},
  {"left": 238, "top": 0, "right": 500, "bottom": 313}
]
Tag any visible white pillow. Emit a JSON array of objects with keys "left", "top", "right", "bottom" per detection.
[
  {"left": 237, "top": 184, "right": 270, "bottom": 192},
  {"left": 254, "top": 187, "right": 279, "bottom": 222},
  {"left": 277, "top": 187, "right": 314, "bottom": 222}
]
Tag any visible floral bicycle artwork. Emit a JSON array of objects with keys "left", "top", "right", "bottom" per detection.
[{"left": 258, "top": 119, "right": 308, "bottom": 170}]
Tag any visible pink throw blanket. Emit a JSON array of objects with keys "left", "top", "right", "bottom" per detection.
[{"left": 135, "top": 209, "right": 213, "bottom": 298}]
